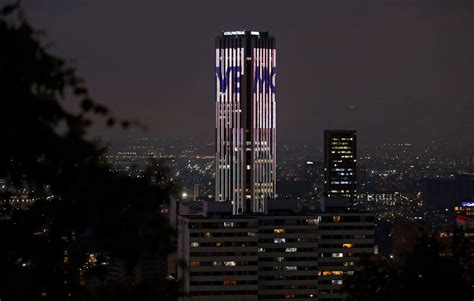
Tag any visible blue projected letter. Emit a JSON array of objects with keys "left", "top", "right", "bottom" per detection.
[
  {"left": 254, "top": 66, "right": 276, "bottom": 93},
  {"left": 216, "top": 66, "right": 241, "bottom": 93}
]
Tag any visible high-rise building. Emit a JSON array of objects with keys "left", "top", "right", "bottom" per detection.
[
  {"left": 215, "top": 31, "right": 276, "bottom": 214},
  {"left": 324, "top": 130, "right": 357, "bottom": 199}
]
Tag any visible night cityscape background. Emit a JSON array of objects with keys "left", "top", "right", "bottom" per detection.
[{"left": 1, "top": 1, "right": 473, "bottom": 301}]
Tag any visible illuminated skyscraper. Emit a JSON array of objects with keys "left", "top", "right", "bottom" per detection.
[
  {"left": 324, "top": 130, "right": 357, "bottom": 198},
  {"left": 215, "top": 31, "right": 276, "bottom": 214}
]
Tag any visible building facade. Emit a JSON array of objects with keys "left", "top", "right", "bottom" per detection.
[
  {"left": 257, "top": 215, "right": 320, "bottom": 300},
  {"left": 324, "top": 130, "right": 357, "bottom": 199},
  {"left": 215, "top": 31, "right": 276, "bottom": 214},
  {"left": 317, "top": 212, "right": 375, "bottom": 300},
  {"left": 178, "top": 216, "right": 259, "bottom": 300},
  {"left": 177, "top": 201, "right": 375, "bottom": 301}
]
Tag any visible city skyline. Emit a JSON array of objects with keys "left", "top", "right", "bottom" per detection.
[
  {"left": 22, "top": 0, "right": 474, "bottom": 149},
  {"left": 1, "top": 2, "right": 473, "bottom": 299}
]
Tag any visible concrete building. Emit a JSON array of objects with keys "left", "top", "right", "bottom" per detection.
[
  {"left": 178, "top": 217, "right": 259, "bottom": 300},
  {"left": 176, "top": 200, "right": 375, "bottom": 301},
  {"left": 317, "top": 212, "right": 375, "bottom": 300}
]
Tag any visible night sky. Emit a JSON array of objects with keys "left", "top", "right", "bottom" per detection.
[{"left": 23, "top": 0, "right": 473, "bottom": 148}]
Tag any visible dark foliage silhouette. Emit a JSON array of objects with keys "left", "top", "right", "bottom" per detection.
[
  {"left": 0, "top": 2, "right": 178, "bottom": 300},
  {"left": 345, "top": 230, "right": 473, "bottom": 301}
]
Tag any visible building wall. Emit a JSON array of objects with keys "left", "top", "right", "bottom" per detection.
[
  {"left": 178, "top": 217, "right": 259, "bottom": 301},
  {"left": 178, "top": 211, "right": 375, "bottom": 301},
  {"left": 324, "top": 130, "right": 357, "bottom": 199},
  {"left": 257, "top": 216, "right": 319, "bottom": 300},
  {"left": 215, "top": 31, "right": 276, "bottom": 214},
  {"left": 317, "top": 213, "right": 375, "bottom": 300}
]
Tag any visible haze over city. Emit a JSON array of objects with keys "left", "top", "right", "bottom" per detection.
[
  {"left": 23, "top": 0, "right": 474, "bottom": 147},
  {"left": 1, "top": 1, "right": 473, "bottom": 300}
]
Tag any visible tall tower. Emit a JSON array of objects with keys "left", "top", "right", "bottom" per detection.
[
  {"left": 324, "top": 130, "right": 357, "bottom": 199},
  {"left": 215, "top": 31, "right": 276, "bottom": 214}
]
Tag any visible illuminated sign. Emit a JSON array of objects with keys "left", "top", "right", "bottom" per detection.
[
  {"left": 216, "top": 66, "right": 241, "bottom": 93},
  {"left": 224, "top": 31, "right": 245, "bottom": 36},
  {"left": 216, "top": 48, "right": 275, "bottom": 94},
  {"left": 461, "top": 201, "right": 474, "bottom": 207},
  {"left": 215, "top": 65, "right": 276, "bottom": 93},
  {"left": 253, "top": 48, "right": 276, "bottom": 93},
  {"left": 254, "top": 66, "right": 276, "bottom": 93},
  {"left": 251, "top": 31, "right": 260, "bottom": 36}
]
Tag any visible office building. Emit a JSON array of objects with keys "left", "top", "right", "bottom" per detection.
[
  {"left": 177, "top": 202, "right": 258, "bottom": 301},
  {"left": 257, "top": 214, "right": 320, "bottom": 300},
  {"left": 317, "top": 211, "right": 375, "bottom": 300},
  {"left": 324, "top": 130, "right": 357, "bottom": 199},
  {"left": 177, "top": 200, "right": 375, "bottom": 301},
  {"left": 215, "top": 30, "right": 276, "bottom": 214}
]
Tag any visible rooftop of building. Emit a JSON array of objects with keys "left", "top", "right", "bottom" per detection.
[
  {"left": 176, "top": 197, "right": 372, "bottom": 219},
  {"left": 220, "top": 30, "right": 270, "bottom": 38}
]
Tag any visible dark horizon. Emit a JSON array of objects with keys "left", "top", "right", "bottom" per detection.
[{"left": 23, "top": 0, "right": 474, "bottom": 149}]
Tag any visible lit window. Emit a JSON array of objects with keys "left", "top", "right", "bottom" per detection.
[
  {"left": 285, "top": 247, "right": 297, "bottom": 253},
  {"left": 190, "top": 242, "right": 199, "bottom": 248},
  {"left": 342, "top": 243, "right": 353, "bottom": 248},
  {"left": 277, "top": 257, "right": 285, "bottom": 262},
  {"left": 274, "top": 238, "right": 286, "bottom": 244},
  {"left": 223, "top": 279, "right": 236, "bottom": 285},
  {"left": 204, "top": 232, "right": 212, "bottom": 238},
  {"left": 190, "top": 261, "right": 200, "bottom": 268},
  {"left": 285, "top": 293, "right": 295, "bottom": 299},
  {"left": 306, "top": 218, "right": 319, "bottom": 224},
  {"left": 224, "top": 261, "right": 236, "bottom": 266},
  {"left": 332, "top": 253, "right": 343, "bottom": 258},
  {"left": 332, "top": 280, "right": 343, "bottom": 285},
  {"left": 258, "top": 247, "right": 265, "bottom": 253},
  {"left": 274, "top": 228, "right": 285, "bottom": 234},
  {"left": 333, "top": 216, "right": 341, "bottom": 222},
  {"left": 285, "top": 266, "right": 297, "bottom": 271},
  {"left": 224, "top": 222, "right": 234, "bottom": 228},
  {"left": 212, "top": 261, "right": 222, "bottom": 266}
]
